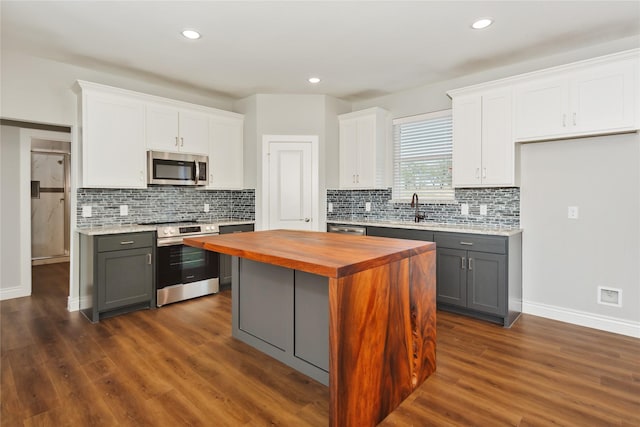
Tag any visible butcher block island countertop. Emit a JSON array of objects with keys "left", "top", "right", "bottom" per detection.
[{"left": 185, "top": 229, "right": 437, "bottom": 427}]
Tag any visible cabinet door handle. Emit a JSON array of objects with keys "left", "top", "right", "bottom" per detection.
[
  {"left": 120, "top": 240, "right": 134, "bottom": 245},
  {"left": 210, "top": 173, "right": 213, "bottom": 183},
  {"left": 573, "top": 112, "right": 576, "bottom": 126},
  {"left": 562, "top": 114, "right": 566, "bottom": 127},
  {"left": 460, "top": 241, "right": 474, "bottom": 246},
  {"left": 468, "top": 258, "right": 473, "bottom": 270},
  {"left": 175, "top": 136, "right": 179, "bottom": 147},
  {"left": 482, "top": 168, "right": 487, "bottom": 179},
  {"left": 180, "top": 137, "right": 184, "bottom": 147},
  {"left": 353, "top": 174, "right": 356, "bottom": 183},
  {"left": 147, "top": 253, "right": 152, "bottom": 265},
  {"left": 461, "top": 256, "right": 466, "bottom": 270},
  {"left": 475, "top": 168, "right": 480, "bottom": 179}
]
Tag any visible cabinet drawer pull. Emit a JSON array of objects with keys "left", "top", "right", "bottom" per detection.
[
  {"left": 468, "top": 258, "right": 473, "bottom": 270},
  {"left": 461, "top": 257, "right": 466, "bottom": 270},
  {"left": 460, "top": 241, "right": 474, "bottom": 246},
  {"left": 147, "top": 253, "right": 152, "bottom": 265},
  {"left": 120, "top": 240, "right": 135, "bottom": 245}
]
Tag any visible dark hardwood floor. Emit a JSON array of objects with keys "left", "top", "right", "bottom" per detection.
[{"left": 1, "top": 263, "right": 639, "bottom": 426}]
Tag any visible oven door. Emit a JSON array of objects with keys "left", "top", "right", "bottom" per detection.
[{"left": 156, "top": 238, "right": 219, "bottom": 290}]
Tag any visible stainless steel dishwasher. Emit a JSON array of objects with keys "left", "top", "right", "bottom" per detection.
[{"left": 327, "top": 224, "right": 367, "bottom": 236}]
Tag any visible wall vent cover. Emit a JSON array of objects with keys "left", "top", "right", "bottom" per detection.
[{"left": 597, "top": 286, "right": 622, "bottom": 307}]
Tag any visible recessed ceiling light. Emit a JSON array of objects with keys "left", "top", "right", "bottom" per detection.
[
  {"left": 308, "top": 77, "right": 321, "bottom": 84},
  {"left": 182, "top": 29, "right": 201, "bottom": 40},
  {"left": 471, "top": 18, "right": 493, "bottom": 30}
]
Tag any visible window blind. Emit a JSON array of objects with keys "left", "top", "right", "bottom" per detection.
[{"left": 392, "top": 110, "right": 454, "bottom": 201}]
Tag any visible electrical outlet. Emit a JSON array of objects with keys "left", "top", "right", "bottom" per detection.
[
  {"left": 204, "top": 203, "right": 210, "bottom": 213},
  {"left": 365, "top": 202, "right": 371, "bottom": 212},
  {"left": 82, "top": 205, "right": 92, "bottom": 218},
  {"left": 120, "top": 205, "right": 128, "bottom": 216},
  {"left": 461, "top": 203, "right": 469, "bottom": 215},
  {"left": 568, "top": 206, "right": 579, "bottom": 219},
  {"left": 480, "top": 204, "right": 488, "bottom": 215},
  {"left": 328, "top": 202, "right": 333, "bottom": 213}
]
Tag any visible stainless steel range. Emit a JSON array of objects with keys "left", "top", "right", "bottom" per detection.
[{"left": 141, "top": 220, "right": 220, "bottom": 306}]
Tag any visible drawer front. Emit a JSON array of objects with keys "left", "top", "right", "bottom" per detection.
[
  {"left": 434, "top": 232, "right": 506, "bottom": 254},
  {"left": 220, "top": 224, "right": 255, "bottom": 234},
  {"left": 367, "top": 226, "right": 434, "bottom": 242},
  {"left": 97, "top": 232, "right": 155, "bottom": 252}
]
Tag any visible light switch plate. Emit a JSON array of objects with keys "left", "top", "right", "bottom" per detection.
[
  {"left": 328, "top": 202, "right": 333, "bottom": 213},
  {"left": 120, "top": 205, "right": 128, "bottom": 216},
  {"left": 82, "top": 205, "right": 92, "bottom": 218},
  {"left": 480, "top": 204, "right": 488, "bottom": 215},
  {"left": 204, "top": 203, "right": 210, "bottom": 213},
  {"left": 568, "top": 206, "right": 579, "bottom": 219},
  {"left": 461, "top": 203, "right": 469, "bottom": 215},
  {"left": 365, "top": 202, "right": 371, "bottom": 212}
]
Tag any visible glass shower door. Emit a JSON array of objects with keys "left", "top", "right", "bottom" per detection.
[{"left": 31, "top": 152, "right": 68, "bottom": 260}]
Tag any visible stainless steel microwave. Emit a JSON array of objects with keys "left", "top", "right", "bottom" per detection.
[{"left": 147, "top": 151, "right": 208, "bottom": 186}]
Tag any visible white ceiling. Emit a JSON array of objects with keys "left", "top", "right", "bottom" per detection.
[{"left": 2, "top": 1, "right": 639, "bottom": 102}]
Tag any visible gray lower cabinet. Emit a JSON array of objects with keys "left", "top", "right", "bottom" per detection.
[
  {"left": 232, "top": 258, "right": 329, "bottom": 385},
  {"left": 366, "top": 225, "right": 434, "bottom": 242},
  {"left": 80, "top": 231, "right": 155, "bottom": 322},
  {"left": 435, "top": 232, "right": 521, "bottom": 327},
  {"left": 219, "top": 224, "right": 254, "bottom": 288}
]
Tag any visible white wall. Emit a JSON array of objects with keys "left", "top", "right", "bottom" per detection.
[
  {"left": 1, "top": 49, "right": 235, "bottom": 126},
  {"left": 520, "top": 134, "right": 639, "bottom": 335},
  {"left": 234, "top": 94, "right": 349, "bottom": 230},
  {"left": 0, "top": 126, "right": 23, "bottom": 296}
]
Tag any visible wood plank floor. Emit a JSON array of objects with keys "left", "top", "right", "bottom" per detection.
[{"left": 1, "top": 263, "right": 639, "bottom": 426}]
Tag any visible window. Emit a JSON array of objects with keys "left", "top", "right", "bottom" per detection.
[{"left": 392, "top": 110, "right": 453, "bottom": 201}]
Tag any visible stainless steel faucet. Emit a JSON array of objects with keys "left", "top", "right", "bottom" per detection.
[{"left": 411, "top": 193, "right": 425, "bottom": 223}]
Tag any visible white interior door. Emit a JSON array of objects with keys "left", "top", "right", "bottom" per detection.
[{"left": 267, "top": 140, "right": 313, "bottom": 230}]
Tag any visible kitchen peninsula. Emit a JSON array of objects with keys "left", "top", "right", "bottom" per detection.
[{"left": 185, "top": 229, "right": 436, "bottom": 427}]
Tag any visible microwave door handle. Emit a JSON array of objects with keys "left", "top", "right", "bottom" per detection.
[{"left": 194, "top": 161, "right": 200, "bottom": 185}]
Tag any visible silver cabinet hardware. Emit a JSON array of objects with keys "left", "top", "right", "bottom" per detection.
[
  {"left": 120, "top": 240, "right": 134, "bottom": 245},
  {"left": 356, "top": 174, "right": 359, "bottom": 183},
  {"left": 461, "top": 257, "right": 466, "bottom": 269},
  {"left": 468, "top": 258, "right": 473, "bottom": 270},
  {"left": 475, "top": 168, "right": 480, "bottom": 179},
  {"left": 573, "top": 112, "right": 576, "bottom": 126},
  {"left": 147, "top": 253, "right": 152, "bottom": 265},
  {"left": 562, "top": 114, "right": 566, "bottom": 127},
  {"left": 175, "top": 136, "right": 179, "bottom": 147},
  {"left": 304, "top": 218, "right": 310, "bottom": 222},
  {"left": 460, "top": 241, "right": 474, "bottom": 246},
  {"left": 482, "top": 168, "right": 487, "bottom": 179},
  {"left": 180, "top": 137, "right": 184, "bottom": 147}
]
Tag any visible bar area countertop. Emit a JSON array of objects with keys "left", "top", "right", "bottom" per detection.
[{"left": 185, "top": 229, "right": 437, "bottom": 427}]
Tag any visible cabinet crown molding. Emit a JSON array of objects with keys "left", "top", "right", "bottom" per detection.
[
  {"left": 447, "top": 48, "right": 639, "bottom": 98},
  {"left": 75, "top": 80, "right": 243, "bottom": 120},
  {"left": 339, "top": 106, "right": 388, "bottom": 120}
]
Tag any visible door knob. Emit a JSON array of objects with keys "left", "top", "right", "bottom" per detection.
[{"left": 304, "top": 218, "right": 310, "bottom": 222}]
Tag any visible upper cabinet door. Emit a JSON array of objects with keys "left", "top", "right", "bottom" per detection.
[
  {"left": 339, "top": 118, "right": 359, "bottom": 189},
  {"left": 513, "top": 76, "right": 569, "bottom": 141},
  {"left": 481, "top": 89, "right": 514, "bottom": 186},
  {"left": 82, "top": 91, "right": 146, "bottom": 188},
  {"left": 452, "top": 95, "right": 482, "bottom": 187},
  {"left": 146, "top": 104, "right": 209, "bottom": 154},
  {"left": 355, "top": 114, "right": 377, "bottom": 188},
  {"left": 146, "top": 103, "right": 180, "bottom": 152},
  {"left": 209, "top": 115, "right": 244, "bottom": 189},
  {"left": 179, "top": 110, "right": 210, "bottom": 155},
  {"left": 570, "top": 58, "right": 637, "bottom": 135}
]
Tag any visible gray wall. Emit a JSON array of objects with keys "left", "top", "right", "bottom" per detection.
[
  {"left": 0, "top": 126, "right": 21, "bottom": 291},
  {"left": 520, "top": 133, "right": 639, "bottom": 324}
]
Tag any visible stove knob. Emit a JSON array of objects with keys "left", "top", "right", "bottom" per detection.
[
  {"left": 206, "top": 226, "right": 211, "bottom": 231},
  {"left": 163, "top": 229, "right": 170, "bottom": 235}
]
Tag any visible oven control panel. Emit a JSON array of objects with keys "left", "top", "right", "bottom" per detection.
[{"left": 157, "top": 223, "right": 219, "bottom": 237}]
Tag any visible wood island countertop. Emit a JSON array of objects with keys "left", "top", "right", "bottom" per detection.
[{"left": 184, "top": 229, "right": 435, "bottom": 278}]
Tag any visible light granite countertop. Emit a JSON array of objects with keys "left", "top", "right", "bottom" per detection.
[
  {"left": 327, "top": 219, "right": 522, "bottom": 237},
  {"left": 76, "top": 220, "right": 255, "bottom": 236}
]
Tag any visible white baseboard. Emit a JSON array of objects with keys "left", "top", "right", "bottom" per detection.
[
  {"left": 67, "top": 296, "right": 80, "bottom": 312},
  {"left": 523, "top": 300, "right": 640, "bottom": 338},
  {"left": 0, "top": 286, "right": 30, "bottom": 301}
]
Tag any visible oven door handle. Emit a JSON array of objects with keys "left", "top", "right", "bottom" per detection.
[{"left": 157, "top": 233, "right": 219, "bottom": 247}]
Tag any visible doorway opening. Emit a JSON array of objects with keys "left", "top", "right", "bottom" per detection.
[{"left": 31, "top": 139, "right": 71, "bottom": 265}]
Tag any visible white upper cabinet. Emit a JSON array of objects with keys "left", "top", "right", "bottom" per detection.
[
  {"left": 339, "top": 107, "right": 388, "bottom": 189},
  {"left": 514, "top": 53, "right": 638, "bottom": 142},
  {"left": 208, "top": 114, "right": 244, "bottom": 189},
  {"left": 79, "top": 85, "right": 146, "bottom": 188},
  {"left": 451, "top": 88, "right": 515, "bottom": 187},
  {"left": 146, "top": 103, "right": 209, "bottom": 155}
]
